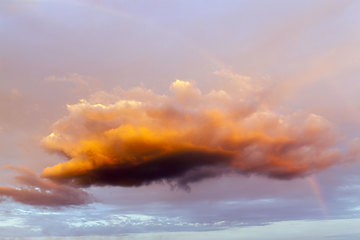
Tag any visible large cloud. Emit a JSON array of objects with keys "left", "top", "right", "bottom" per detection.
[{"left": 41, "top": 74, "right": 344, "bottom": 188}]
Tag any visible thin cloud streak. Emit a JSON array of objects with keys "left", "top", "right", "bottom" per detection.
[{"left": 0, "top": 166, "right": 91, "bottom": 206}]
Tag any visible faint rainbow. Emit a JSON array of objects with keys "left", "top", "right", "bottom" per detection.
[{"left": 307, "top": 175, "right": 328, "bottom": 217}]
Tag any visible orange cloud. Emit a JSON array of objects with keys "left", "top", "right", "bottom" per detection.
[{"left": 41, "top": 76, "right": 344, "bottom": 188}]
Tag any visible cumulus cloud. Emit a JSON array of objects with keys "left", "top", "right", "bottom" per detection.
[
  {"left": 0, "top": 166, "right": 91, "bottom": 206},
  {"left": 41, "top": 73, "right": 344, "bottom": 188}
]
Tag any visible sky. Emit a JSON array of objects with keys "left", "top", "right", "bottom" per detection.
[{"left": 1, "top": 0, "right": 360, "bottom": 239}]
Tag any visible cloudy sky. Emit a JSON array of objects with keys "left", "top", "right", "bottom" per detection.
[{"left": 1, "top": 0, "right": 360, "bottom": 239}]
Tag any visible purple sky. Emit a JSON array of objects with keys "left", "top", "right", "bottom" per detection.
[{"left": 1, "top": 0, "right": 360, "bottom": 239}]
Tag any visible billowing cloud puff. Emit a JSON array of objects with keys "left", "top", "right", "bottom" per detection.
[
  {"left": 0, "top": 166, "right": 91, "bottom": 206},
  {"left": 41, "top": 74, "right": 343, "bottom": 188}
]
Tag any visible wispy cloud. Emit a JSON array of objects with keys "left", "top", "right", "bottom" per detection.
[
  {"left": 0, "top": 166, "right": 92, "bottom": 206},
  {"left": 44, "top": 73, "right": 90, "bottom": 88}
]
